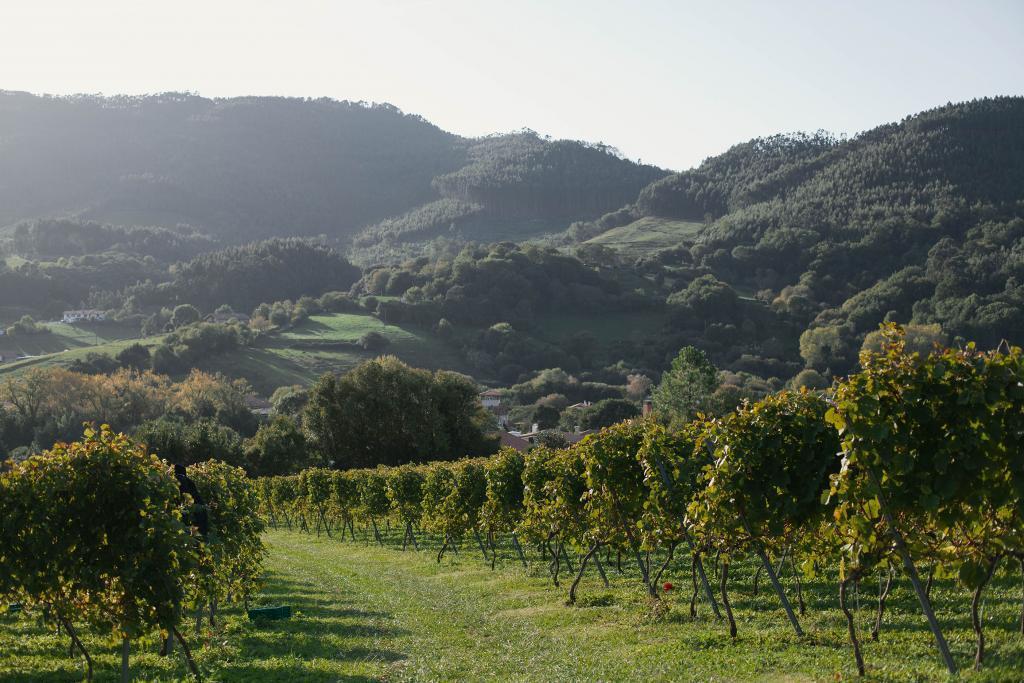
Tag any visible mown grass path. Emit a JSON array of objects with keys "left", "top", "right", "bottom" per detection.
[
  {"left": 259, "top": 531, "right": 1024, "bottom": 682},
  {"left": 3, "top": 528, "right": 1024, "bottom": 681}
]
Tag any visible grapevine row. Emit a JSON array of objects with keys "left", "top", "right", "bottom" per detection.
[
  {"left": 258, "top": 327, "right": 1024, "bottom": 676},
  {"left": 0, "top": 426, "right": 265, "bottom": 682}
]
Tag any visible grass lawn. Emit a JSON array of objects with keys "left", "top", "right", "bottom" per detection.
[
  {"left": 3, "top": 527, "right": 1022, "bottom": 681},
  {"left": 585, "top": 216, "right": 705, "bottom": 257},
  {"left": 278, "top": 314, "right": 395, "bottom": 342}
]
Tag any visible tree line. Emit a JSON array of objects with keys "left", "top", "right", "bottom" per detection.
[{"left": 581, "top": 97, "right": 1024, "bottom": 378}]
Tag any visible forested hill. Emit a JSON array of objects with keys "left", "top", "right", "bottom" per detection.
[
  {"left": 350, "top": 132, "right": 667, "bottom": 262},
  {"left": 0, "top": 92, "right": 665, "bottom": 248},
  {"left": 634, "top": 97, "right": 1023, "bottom": 224},
  {"left": 580, "top": 97, "right": 1024, "bottom": 363},
  {"left": 0, "top": 92, "right": 460, "bottom": 239}
]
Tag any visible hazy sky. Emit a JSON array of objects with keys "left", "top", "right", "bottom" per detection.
[{"left": 2, "top": 0, "right": 1022, "bottom": 169}]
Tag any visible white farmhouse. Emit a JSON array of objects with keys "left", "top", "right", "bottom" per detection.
[
  {"left": 62, "top": 309, "right": 107, "bottom": 323},
  {"left": 479, "top": 388, "right": 503, "bottom": 409}
]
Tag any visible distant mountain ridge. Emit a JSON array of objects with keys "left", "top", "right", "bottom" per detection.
[
  {"left": 6, "top": 91, "right": 1024, "bottom": 361},
  {"left": 630, "top": 97, "right": 1024, "bottom": 284},
  {"left": 638, "top": 98, "right": 1023, "bottom": 223},
  {"left": 0, "top": 92, "right": 666, "bottom": 252}
]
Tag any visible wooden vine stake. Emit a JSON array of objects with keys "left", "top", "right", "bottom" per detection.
[
  {"left": 872, "top": 564, "right": 894, "bottom": 641},
  {"left": 473, "top": 529, "right": 489, "bottom": 562},
  {"left": 739, "top": 513, "right": 802, "bottom": 636},
  {"left": 654, "top": 459, "right": 721, "bottom": 618},
  {"left": 511, "top": 532, "right": 528, "bottom": 568},
  {"left": 971, "top": 555, "right": 1001, "bottom": 670},
  {"left": 171, "top": 626, "right": 203, "bottom": 681},
  {"left": 593, "top": 551, "right": 609, "bottom": 587},
  {"left": 720, "top": 560, "right": 736, "bottom": 638},
  {"left": 559, "top": 542, "right": 575, "bottom": 573},
  {"left": 688, "top": 555, "right": 700, "bottom": 618},
  {"left": 868, "top": 468, "right": 957, "bottom": 675},
  {"left": 402, "top": 521, "right": 419, "bottom": 550},
  {"left": 58, "top": 615, "right": 93, "bottom": 682}
]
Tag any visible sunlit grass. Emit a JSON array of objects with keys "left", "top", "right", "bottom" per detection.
[
  {"left": 584, "top": 216, "right": 704, "bottom": 257},
  {"left": 3, "top": 527, "right": 1022, "bottom": 681}
]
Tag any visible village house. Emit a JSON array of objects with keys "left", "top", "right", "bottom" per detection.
[
  {"left": 479, "top": 388, "right": 594, "bottom": 452},
  {"left": 500, "top": 429, "right": 594, "bottom": 452},
  {"left": 499, "top": 431, "right": 532, "bottom": 452},
  {"left": 478, "top": 388, "right": 509, "bottom": 428},
  {"left": 244, "top": 394, "right": 273, "bottom": 417},
  {"left": 642, "top": 397, "right": 653, "bottom": 417},
  {"left": 502, "top": 422, "right": 595, "bottom": 451},
  {"left": 479, "top": 388, "right": 503, "bottom": 409},
  {"left": 210, "top": 310, "right": 251, "bottom": 325},
  {"left": 61, "top": 309, "right": 107, "bottom": 323}
]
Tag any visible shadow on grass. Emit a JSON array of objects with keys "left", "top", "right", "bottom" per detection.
[
  {"left": 294, "top": 319, "right": 333, "bottom": 334},
  {"left": 226, "top": 571, "right": 408, "bottom": 681},
  {"left": 0, "top": 668, "right": 94, "bottom": 683},
  {"left": 213, "top": 668, "right": 387, "bottom": 683},
  {"left": 0, "top": 570, "right": 408, "bottom": 683}
]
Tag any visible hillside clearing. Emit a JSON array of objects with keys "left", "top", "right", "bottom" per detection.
[
  {"left": 584, "top": 217, "right": 705, "bottom": 257},
  {"left": 0, "top": 324, "right": 161, "bottom": 375},
  {"left": 0, "top": 321, "right": 142, "bottom": 357}
]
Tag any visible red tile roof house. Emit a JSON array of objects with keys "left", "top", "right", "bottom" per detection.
[
  {"left": 499, "top": 431, "right": 532, "bottom": 452},
  {"left": 479, "top": 388, "right": 504, "bottom": 409},
  {"left": 500, "top": 427, "right": 595, "bottom": 451},
  {"left": 479, "top": 389, "right": 510, "bottom": 428}
]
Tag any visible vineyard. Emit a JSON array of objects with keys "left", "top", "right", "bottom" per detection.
[
  {"left": 255, "top": 328, "right": 1024, "bottom": 677},
  {"left": 2, "top": 326, "right": 1024, "bottom": 680}
]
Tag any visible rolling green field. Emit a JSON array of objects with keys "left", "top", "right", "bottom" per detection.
[
  {"left": 0, "top": 313, "right": 475, "bottom": 395},
  {"left": 226, "top": 314, "right": 475, "bottom": 393},
  {"left": 0, "top": 322, "right": 158, "bottom": 374},
  {"left": 0, "top": 307, "right": 673, "bottom": 395},
  {"left": 3, "top": 528, "right": 1022, "bottom": 681},
  {"left": 584, "top": 216, "right": 705, "bottom": 257},
  {"left": 0, "top": 321, "right": 142, "bottom": 356}
]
